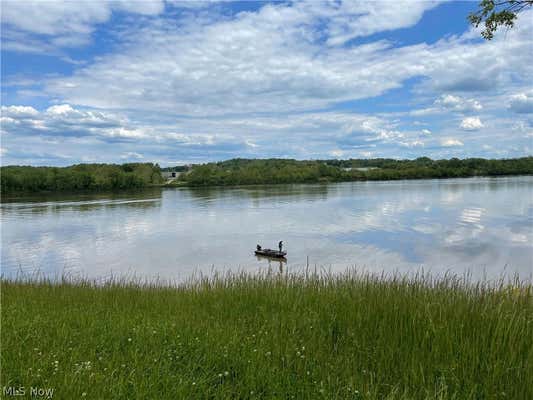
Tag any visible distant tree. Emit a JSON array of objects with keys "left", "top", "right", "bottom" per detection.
[
  {"left": 469, "top": 0, "right": 533, "bottom": 39},
  {"left": 177, "top": 157, "right": 533, "bottom": 187},
  {"left": 0, "top": 163, "right": 163, "bottom": 192}
]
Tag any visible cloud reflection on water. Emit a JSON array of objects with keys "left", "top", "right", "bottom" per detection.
[{"left": 1, "top": 177, "right": 532, "bottom": 282}]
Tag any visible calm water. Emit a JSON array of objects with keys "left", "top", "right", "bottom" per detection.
[{"left": 1, "top": 177, "right": 532, "bottom": 282}]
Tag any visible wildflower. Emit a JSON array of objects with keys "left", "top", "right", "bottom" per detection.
[
  {"left": 128, "top": 338, "right": 132, "bottom": 342},
  {"left": 218, "top": 373, "right": 223, "bottom": 378},
  {"left": 224, "top": 371, "right": 229, "bottom": 376},
  {"left": 82, "top": 393, "right": 87, "bottom": 397},
  {"left": 192, "top": 382, "right": 196, "bottom": 386}
]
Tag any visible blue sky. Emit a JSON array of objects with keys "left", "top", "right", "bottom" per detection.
[{"left": 1, "top": 0, "right": 532, "bottom": 166}]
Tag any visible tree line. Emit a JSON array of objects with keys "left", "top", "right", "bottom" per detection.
[
  {"left": 1, "top": 163, "right": 163, "bottom": 193},
  {"left": 2, "top": 158, "right": 531, "bottom": 192},
  {"left": 177, "top": 157, "right": 533, "bottom": 186}
]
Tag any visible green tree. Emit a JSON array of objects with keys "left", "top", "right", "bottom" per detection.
[{"left": 469, "top": 0, "right": 533, "bottom": 40}]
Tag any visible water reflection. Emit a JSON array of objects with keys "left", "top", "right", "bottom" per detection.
[
  {"left": 183, "top": 183, "right": 330, "bottom": 208},
  {"left": 255, "top": 255, "right": 286, "bottom": 274},
  {"left": 1, "top": 189, "right": 162, "bottom": 216},
  {"left": 1, "top": 177, "right": 532, "bottom": 282}
]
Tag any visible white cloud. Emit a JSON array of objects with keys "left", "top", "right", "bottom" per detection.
[
  {"left": 409, "top": 107, "right": 440, "bottom": 117},
  {"left": 245, "top": 140, "right": 258, "bottom": 149},
  {"left": 0, "top": 103, "right": 432, "bottom": 162},
  {"left": 400, "top": 139, "right": 424, "bottom": 148},
  {"left": 2, "top": 2, "right": 533, "bottom": 164},
  {"left": 435, "top": 94, "right": 482, "bottom": 112},
  {"left": 1, "top": 104, "right": 128, "bottom": 138},
  {"left": 329, "top": 149, "right": 344, "bottom": 158},
  {"left": 120, "top": 152, "right": 144, "bottom": 160},
  {"left": 460, "top": 117, "right": 484, "bottom": 131},
  {"left": 5, "top": 100, "right": 531, "bottom": 165},
  {"left": 40, "top": 4, "right": 533, "bottom": 117},
  {"left": 46, "top": 104, "right": 78, "bottom": 115},
  {"left": 0, "top": 0, "right": 165, "bottom": 53},
  {"left": 441, "top": 138, "right": 464, "bottom": 147},
  {"left": 509, "top": 92, "right": 533, "bottom": 114},
  {"left": 311, "top": 1, "right": 441, "bottom": 46},
  {"left": 1, "top": 105, "right": 39, "bottom": 118},
  {"left": 1, "top": 0, "right": 164, "bottom": 36}
]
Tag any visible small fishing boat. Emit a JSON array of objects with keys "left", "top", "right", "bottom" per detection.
[{"left": 254, "top": 248, "right": 287, "bottom": 259}]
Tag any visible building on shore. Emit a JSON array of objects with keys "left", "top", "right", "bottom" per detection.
[{"left": 161, "top": 171, "right": 182, "bottom": 179}]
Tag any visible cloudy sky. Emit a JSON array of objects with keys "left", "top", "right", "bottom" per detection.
[{"left": 1, "top": 0, "right": 532, "bottom": 166}]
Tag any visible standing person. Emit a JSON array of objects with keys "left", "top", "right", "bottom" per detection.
[{"left": 278, "top": 240, "right": 283, "bottom": 252}]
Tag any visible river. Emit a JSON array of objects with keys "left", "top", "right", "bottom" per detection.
[{"left": 1, "top": 176, "right": 532, "bottom": 282}]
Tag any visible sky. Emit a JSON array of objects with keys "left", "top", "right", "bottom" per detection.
[{"left": 1, "top": 0, "right": 532, "bottom": 166}]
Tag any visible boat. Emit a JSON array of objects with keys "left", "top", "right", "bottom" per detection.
[{"left": 254, "top": 248, "right": 287, "bottom": 259}]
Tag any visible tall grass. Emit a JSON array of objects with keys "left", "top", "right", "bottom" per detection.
[{"left": 1, "top": 271, "right": 532, "bottom": 399}]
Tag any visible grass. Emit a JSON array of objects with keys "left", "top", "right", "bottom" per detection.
[{"left": 1, "top": 271, "right": 532, "bottom": 399}]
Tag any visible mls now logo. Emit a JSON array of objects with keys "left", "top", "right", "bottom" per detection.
[{"left": 3, "top": 386, "right": 54, "bottom": 398}]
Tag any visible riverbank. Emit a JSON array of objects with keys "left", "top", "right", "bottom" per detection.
[
  {"left": 2, "top": 272, "right": 532, "bottom": 399},
  {"left": 3, "top": 157, "right": 532, "bottom": 193},
  {"left": 172, "top": 157, "right": 533, "bottom": 187}
]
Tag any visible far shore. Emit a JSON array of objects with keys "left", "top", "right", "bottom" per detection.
[{"left": 2, "top": 156, "right": 532, "bottom": 194}]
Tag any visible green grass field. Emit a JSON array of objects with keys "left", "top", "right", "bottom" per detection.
[{"left": 1, "top": 272, "right": 532, "bottom": 399}]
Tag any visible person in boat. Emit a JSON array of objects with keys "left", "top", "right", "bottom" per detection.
[
  {"left": 256, "top": 244, "right": 262, "bottom": 251},
  {"left": 278, "top": 241, "right": 283, "bottom": 252}
]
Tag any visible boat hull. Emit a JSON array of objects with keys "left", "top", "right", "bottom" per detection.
[{"left": 254, "top": 249, "right": 287, "bottom": 259}]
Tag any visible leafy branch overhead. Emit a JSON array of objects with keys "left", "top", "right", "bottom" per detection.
[{"left": 469, "top": 0, "right": 533, "bottom": 39}]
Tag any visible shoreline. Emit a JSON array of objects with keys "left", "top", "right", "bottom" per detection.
[
  {"left": 164, "top": 172, "right": 533, "bottom": 188},
  {"left": 2, "top": 172, "right": 532, "bottom": 196}
]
